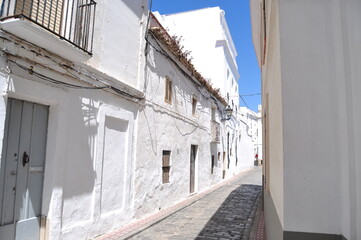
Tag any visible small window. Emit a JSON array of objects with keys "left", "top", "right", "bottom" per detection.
[
  {"left": 162, "top": 150, "right": 171, "bottom": 183},
  {"left": 165, "top": 78, "right": 172, "bottom": 104},
  {"left": 192, "top": 97, "right": 197, "bottom": 116},
  {"left": 211, "top": 155, "right": 215, "bottom": 174},
  {"left": 211, "top": 107, "right": 216, "bottom": 121},
  {"left": 218, "top": 152, "right": 221, "bottom": 161}
]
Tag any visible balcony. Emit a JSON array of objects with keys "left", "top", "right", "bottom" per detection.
[
  {"left": 211, "top": 120, "right": 220, "bottom": 143},
  {"left": 0, "top": 0, "right": 96, "bottom": 61}
]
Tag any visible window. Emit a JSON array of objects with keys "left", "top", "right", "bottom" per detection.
[
  {"left": 211, "top": 155, "right": 215, "bottom": 174},
  {"left": 211, "top": 107, "right": 216, "bottom": 121},
  {"left": 165, "top": 78, "right": 172, "bottom": 104},
  {"left": 192, "top": 97, "right": 197, "bottom": 116},
  {"left": 218, "top": 152, "right": 221, "bottom": 161},
  {"left": 162, "top": 150, "right": 171, "bottom": 183}
]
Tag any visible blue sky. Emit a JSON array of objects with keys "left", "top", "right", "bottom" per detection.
[{"left": 151, "top": 0, "right": 261, "bottom": 112}]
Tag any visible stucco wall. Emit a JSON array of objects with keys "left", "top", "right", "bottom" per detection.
[
  {"left": 337, "top": 1, "right": 361, "bottom": 239},
  {"left": 0, "top": 24, "right": 143, "bottom": 239},
  {"left": 134, "top": 31, "right": 254, "bottom": 219},
  {"left": 157, "top": 8, "right": 240, "bottom": 107},
  {"left": 252, "top": 0, "right": 361, "bottom": 239},
  {"left": 261, "top": 0, "right": 284, "bottom": 235},
  {"left": 280, "top": 0, "right": 342, "bottom": 234},
  {"left": 87, "top": 0, "right": 148, "bottom": 90}
]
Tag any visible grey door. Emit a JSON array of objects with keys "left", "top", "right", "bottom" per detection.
[
  {"left": 0, "top": 99, "right": 48, "bottom": 240},
  {"left": 190, "top": 145, "right": 197, "bottom": 194}
]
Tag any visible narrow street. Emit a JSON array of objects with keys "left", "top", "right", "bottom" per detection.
[{"left": 124, "top": 167, "right": 263, "bottom": 240}]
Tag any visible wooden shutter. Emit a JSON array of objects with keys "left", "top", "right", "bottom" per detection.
[
  {"left": 15, "top": 0, "right": 64, "bottom": 34},
  {"left": 162, "top": 151, "right": 171, "bottom": 183}
]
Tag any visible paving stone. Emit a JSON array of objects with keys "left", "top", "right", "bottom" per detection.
[{"left": 125, "top": 167, "right": 262, "bottom": 240}]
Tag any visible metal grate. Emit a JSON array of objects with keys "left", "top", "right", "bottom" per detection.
[{"left": 0, "top": 0, "right": 96, "bottom": 54}]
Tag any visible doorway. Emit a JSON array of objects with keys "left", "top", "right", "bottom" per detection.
[
  {"left": 0, "top": 99, "right": 49, "bottom": 240},
  {"left": 190, "top": 145, "right": 197, "bottom": 194}
]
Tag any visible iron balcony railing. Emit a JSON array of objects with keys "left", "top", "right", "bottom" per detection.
[{"left": 0, "top": 0, "right": 96, "bottom": 54}]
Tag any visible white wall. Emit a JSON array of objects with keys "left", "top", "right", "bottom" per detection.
[
  {"left": 134, "top": 30, "right": 252, "bottom": 219},
  {"left": 262, "top": 0, "right": 284, "bottom": 230},
  {"left": 251, "top": 0, "right": 361, "bottom": 239},
  {"left": 87, "top": 0, "right": 148, "bottom": 89},
  {"left": 0, "top": 60, "right": 140, "bottom": 240},
  {"left": 280, "top": 0, "right": 342, "bottom": 234},
  {"left": 0, "top": 1, "right": 148, "bottom": 239},
  {"left": 334, "top": 1, "right": 361, "bottom": 239},
  {"left": 157, "top": 7, "right": 240, "bottom": 105}
]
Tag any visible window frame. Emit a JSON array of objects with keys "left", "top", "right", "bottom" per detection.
[
  {"left": 164, "top": 77, "right": 172, "bottom": 104},
  {"left": 162, "top": 150, "right": 171, "bottom": 184}
]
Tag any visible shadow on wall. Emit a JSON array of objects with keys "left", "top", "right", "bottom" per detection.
[
  {"left": 196, "top": 184, "right": 262, "bottom": 239},
  {"left": 122, "top": 0, "right": 147, "bottom": 18},
  {"left": 62, "top": 95, "right": 97, "bottom": 210}
]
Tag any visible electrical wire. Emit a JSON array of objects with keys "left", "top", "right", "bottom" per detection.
[
  {"left": 240, "top": 95, "right": 259, "bottom": 118},
  {"left": 3, "top": 55, "right": 108, "bottom": 89},
  {"left": 1, "top": 54, "right": 144, "bottom": 100},
  {"left": 0, "top": 33, "right": 144, "bottom": 100},
  {"left": 240, "top": 93, "right": 261, "bottom": 97}
]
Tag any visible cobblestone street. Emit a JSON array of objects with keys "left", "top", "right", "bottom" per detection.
[{"left": 126, "top": 167, "right": 263, "bottom": 240}]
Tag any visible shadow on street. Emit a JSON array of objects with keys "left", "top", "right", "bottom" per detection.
[{"left": 196, "top": 184, "right": 262, "bottom": 240}]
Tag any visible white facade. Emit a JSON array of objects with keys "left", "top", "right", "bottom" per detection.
[
  {"left": 0, "top": 2, "right": 256, "bottom": 239},
  {"left": 133, "top": 12, "right": 254, "bottom": 220},
  {"left": 154, "top": 7, "right": 240, "bottom": 113},
  {"left": 0, "top": 1, "right": 147, "bottom": 239},
  {"left": 240, "top": 105, "right": 262, "bottom": 160},
  {"left": 152, "top": 6, "right": 254, "bottom": 171},
  {"left": 251, "top": 0, "right": 361, "bottom": 240}
]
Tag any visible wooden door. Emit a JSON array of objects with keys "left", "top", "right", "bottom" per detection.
[{"left": 0, "top": 99, "right": 48, "bottom": 240}]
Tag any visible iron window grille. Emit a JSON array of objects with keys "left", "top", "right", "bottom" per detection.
[{"left": 0, "top": 0, "right": 96, "bottom": 54}]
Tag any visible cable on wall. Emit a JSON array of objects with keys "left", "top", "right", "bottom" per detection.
[{"left": 0, "top": 53, "right": 144, "bottom": 100}]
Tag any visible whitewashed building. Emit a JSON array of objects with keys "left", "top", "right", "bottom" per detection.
[
  {"left": 251, "top": 0, "right": 361, "bottom": 239},
  {"left": 153, "top": 7, "right": 254, "bottom": 176},
  {"left": 0, "top": 1, "right": 148, "bottom": 239},
  {"left": 133, "top": 11, "right": 254, "bottom": 221},
  {"left": 0, "top": 1, "right": 255, "bottom": 239},
  {"left": 240, "top": 105, "right": 262, "bottom": 161}
]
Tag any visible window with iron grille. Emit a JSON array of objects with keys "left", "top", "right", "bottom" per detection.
[{"left": 162, "top": 150, "right": 171, "bottom": 183}]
